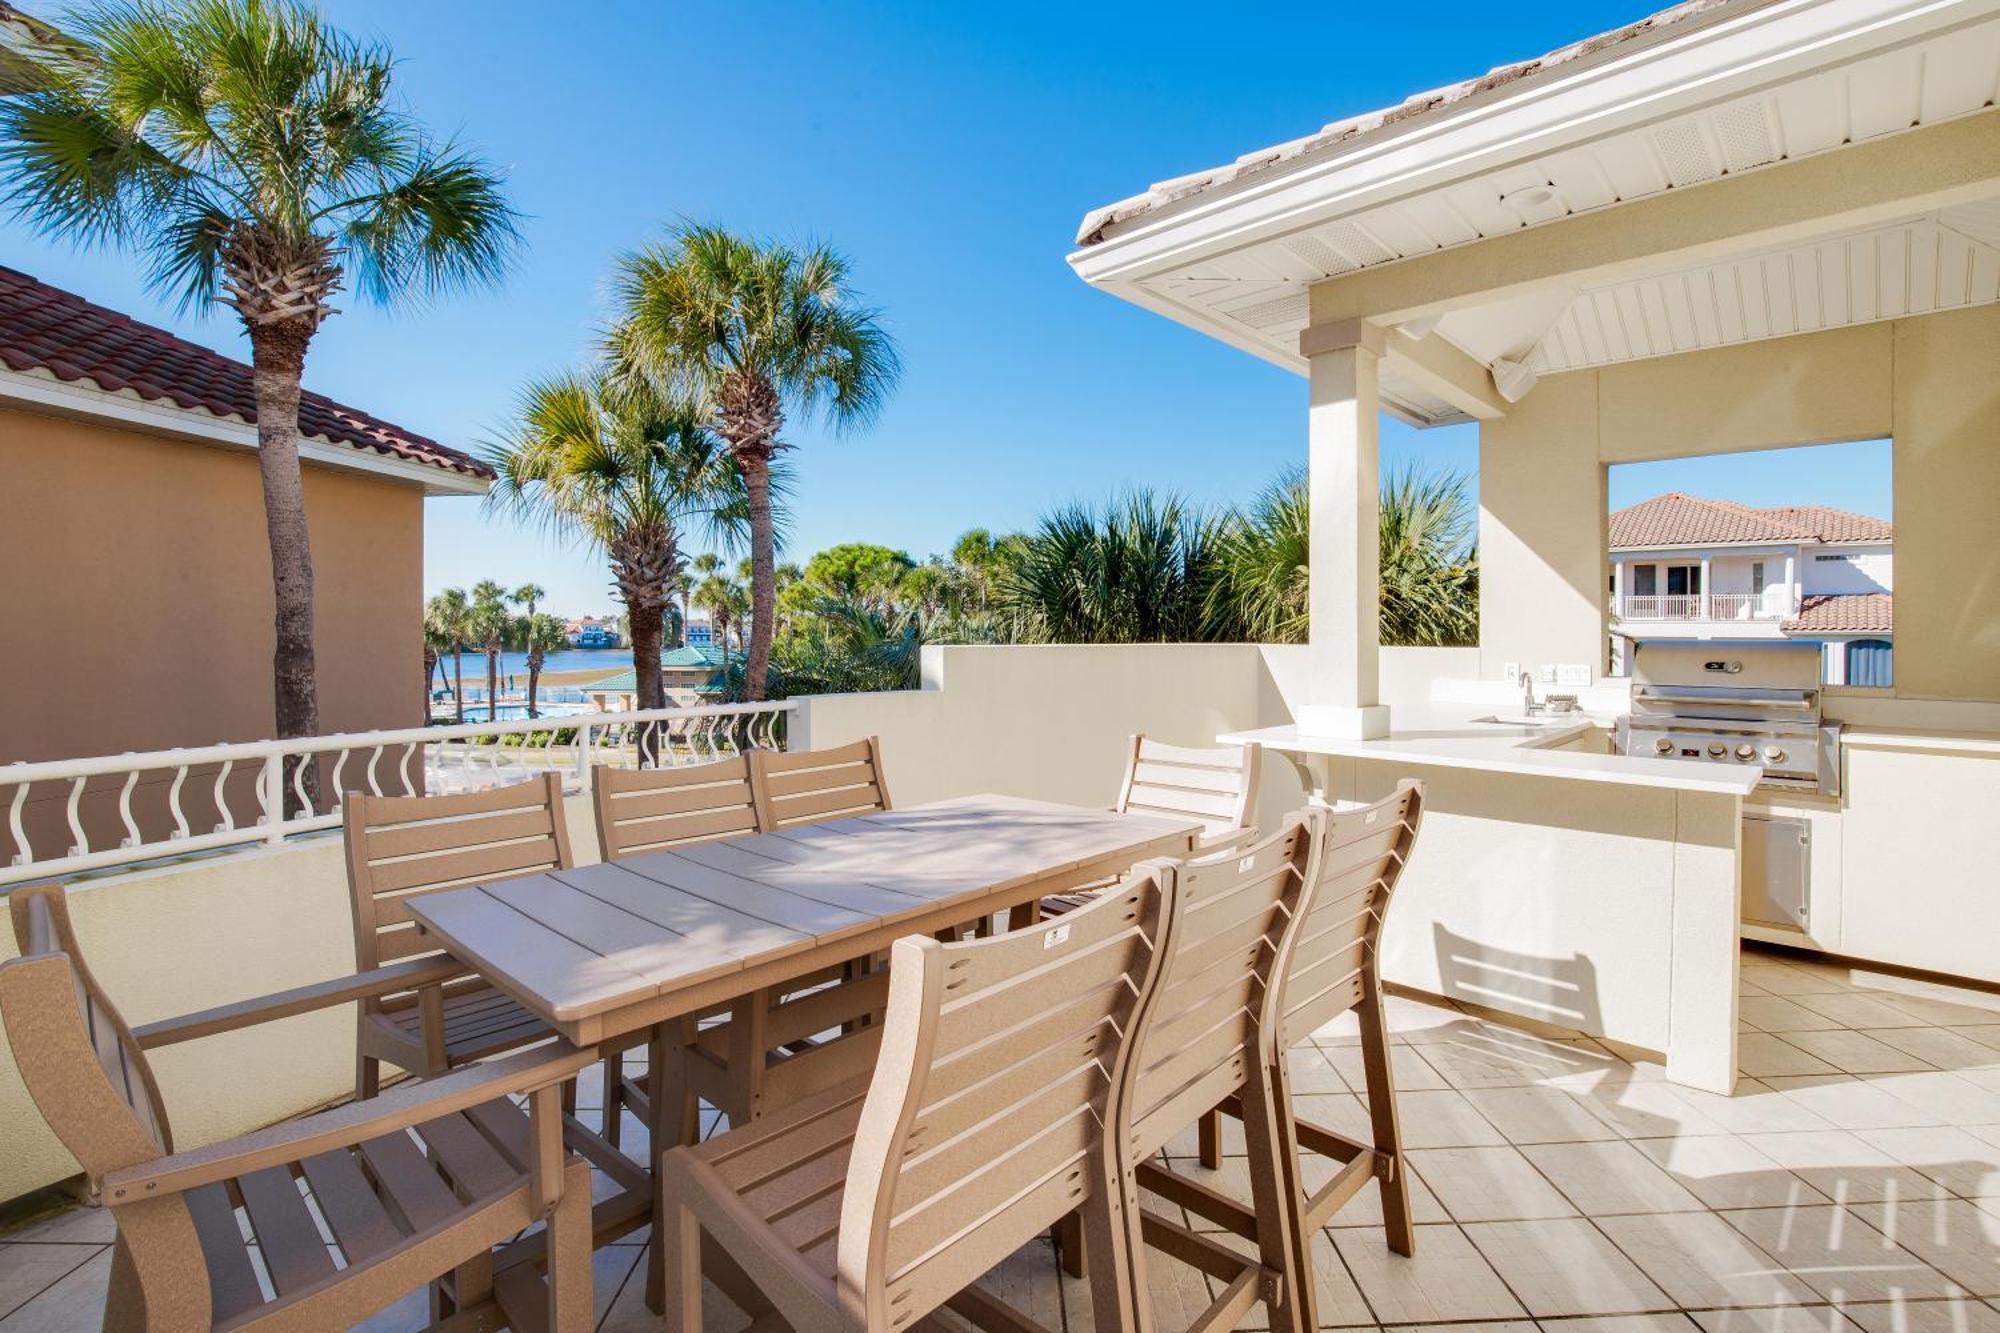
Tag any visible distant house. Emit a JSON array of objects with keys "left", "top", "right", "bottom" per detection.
[
  {"left": 683, "top": 616, "right": 715, "bottom": 647},
  {"left": 581, "top": 645, "right": 728, "bottom": 711},
  {"left": 566, "top": 616, "right": 621, "bottom": 649},
  {"left": 1609, "top": 492, "right": 1893, "bottom": 685}
]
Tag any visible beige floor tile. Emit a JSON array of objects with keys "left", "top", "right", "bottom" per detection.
[
  {"left": 1332, "top": 1222, "right": 1528, "bottom": 1323},
  {"left": 1781, "top": 1030, "right": 1940, "bottom": 1075},
  {"left": 1864, "top": 1030, "right": 2000, "bottom": 1074},
  {"left": 1522, "top": 1141, "right": 1708, "bottom": 1216},
  {"left": 1739, "top": 1034, "right": 1844, "bottom": 1079},
  {"left": 1762, "top": 1076, "right": 1949, "bottom": 1132},
  {"left": 0, "top": 1245, "right": 103, "bottom": 1322},
  {"left": 1742, "top": 1130, "right": 1953, "bottom": 1204},
  {"left": 1855, "top": 1127, "right": 2000, "bottom": 1198},
  {"left": 1288, "top": 1045, "right": 1353, "bottom": 1094},
  {"left": 1321, "top": 1162, "right": 1456, "bottom": 1230},
  {"left": 1948, "top": 1029, "right": 2000, "bottom": 1055},
  {"left": 1549, "top": 1317, "right": 1707, "bottom": 1333},
  {"left": 1871, "top": 993, "right": 2000, "bottom": 1029},
  {"left": 1571, "top": 1079, "right": 1733, "bottom": 1139},
  {"left": 1740, "top": 965, "right": 1853, "bottom": 998},
  {"left": 1596, "top": 1210, "right": 1819, "bottom": 1309},
  {"left": 1672, "top": 1080, "right": 1838, "bottom": 1135},
  {"left": 1395, "top": 1089, "right": 1512, "bottom": 1149},
  {"left": 1793, "top": 994, "right": 1935, "bottom": 1030},
  {"left": 1742, "top": 997, "right": 1850, "bottom": 1032},
  {"left": 1462, "top": 1217, "right": 1669, "bottom": 1317},
  {"left": 1385, "top": 1323, "right": 1537, "bottom": 1333},
  {"left": 0, "top": 1207, "right": 114, "bottom": 1246},
  {"left": 1851, "top": 1198, "right": 2000, "bottom": 1297},
  {"left": 1324, "top": 1041, "right": 1451, "bottom": 1092},
  {"left": 1838, "top": 1294, "right": 2000, "bottom": 1333},
  {"left": 0, "top": 1249, "right": 110, "bottom": 1333},
  {"left": 1465, "top": 1086, "right": 1625, "bottom": 1144},
  {"left": 1409, "top": 1146, "right": 1579, "bottom": 1222},
  {"left": 1720, "top": 1205, "right": 1964, "bottom": 1304},
  {"left": 1419, "top": 1034, "right": 1622, "bottom": 1091},
  {"left": 1872, "top": 1074, "right": 2000, "bottom": 1127},
  {"left": 1691, "top": 1305, "right": 1860, "bottom": 1333},
  {"left": 1632, "top": 1134, "right": 1832, "bottom": 1211}
]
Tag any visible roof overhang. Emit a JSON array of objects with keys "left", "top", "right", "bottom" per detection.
[
  {"left": 0, "top": 364, "right": 490, "bottom": 496},
  {"left": 1070, "top": 0, "right": 2000, "bottom": 426}
]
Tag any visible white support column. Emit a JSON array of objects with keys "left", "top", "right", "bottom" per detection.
[{"left": 1298, "top": 320, "right": 1390, "bottom": 740}]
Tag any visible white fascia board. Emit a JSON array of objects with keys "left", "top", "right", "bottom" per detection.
[
  {"left": 0, "top": 365, "right": 490, "bottom": 497},
  {"left": 1069, "top": 0, "right": 1998, "bottom": 287}
]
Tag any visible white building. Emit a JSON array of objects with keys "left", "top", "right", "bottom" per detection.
[{"left": 1610, "top": 492, "right": 1893, "bottom": 684}]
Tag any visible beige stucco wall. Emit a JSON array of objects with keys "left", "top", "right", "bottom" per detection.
[
  {"left": 1478, "top": 306, "right": 2000, "bottom": 701},
  {"left": 0, "top": 405, "right": 428, "bottom": 762}
]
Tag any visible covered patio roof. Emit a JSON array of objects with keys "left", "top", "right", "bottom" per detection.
[{"left": 1070, "top": 0, "right": 2000, "bottom": 426}]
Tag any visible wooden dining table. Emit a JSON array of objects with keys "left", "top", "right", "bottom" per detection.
[{"left": 404, "top": 792, "right": 1202, "bottom": 1306}]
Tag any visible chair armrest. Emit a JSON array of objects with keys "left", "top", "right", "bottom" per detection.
[
  {"left": 1192, "top": 826, "right": 1258, "bottom": 856},
  {"left": 103, "top": 1040, "right": 594, "bottom": 1205},
  {"left": 132, "top": 955, "right": 469, "bottom": 1050}
]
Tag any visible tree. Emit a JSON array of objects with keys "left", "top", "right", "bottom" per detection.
[
  {"left": 512, "top": 583, "right": 547, "bottom": 622},
  {"left": 421, "top": 618, "right": 449, "bottom": 719},
  {"left": 694, "top": 574, "right": 749, "bottom": 683},
  {"left": 424, "top": 588, "right": 471, "bottom": 723},
  {"left": 608, "top": 224, "right": 901, "bottom": 702},
  {"left": 2, "top": 0, "right": 518, "bottom": 800},
  {"left": 998, "top": 492, "right": 1230, "bottom": 644},
  {"left": 520, "top": 612, "right": 567, "bottom": 719},
  {"left": 468, "top": 580, "right": 510, "bottom": 721},
  {"left": 485, "top": 373, "right": 744, "bottom": 759}
]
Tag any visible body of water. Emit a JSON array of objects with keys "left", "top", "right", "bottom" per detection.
[{"left": 429, "top": 648, "right": 630, "bottom": 682}]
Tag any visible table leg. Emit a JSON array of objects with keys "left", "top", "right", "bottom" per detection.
[{"left": 646, "top": 1021, "right": 672, "bottom": 1314}]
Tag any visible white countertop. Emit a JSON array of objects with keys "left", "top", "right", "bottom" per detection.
[{"left": 1221, "top": 704, "right": 1764, "bottom": 796}]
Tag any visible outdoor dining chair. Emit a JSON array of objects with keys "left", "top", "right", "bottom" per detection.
[
  {"left": 596, "top": 745, "right": 897, "bottom": 1148},
  {"left": 1192, "top": 780, "right": 1426, "bottom": 1286},
  {"left": 653, "top": 864, "right": 1167, "bottom": 1333},
  {"left": 1072, "top": 811, "right": 1324, "bottom": 1333},
  {"left": 343, "top": 773, "right": 575, "bottom": 1098},
  {"left": 1040, "top": 734, "right": 1263, "bottom": 920},
  {"left": 1, "top": 884, "right": 596, "bottom": 1331}
]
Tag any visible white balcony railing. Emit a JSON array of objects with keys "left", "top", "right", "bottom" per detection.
[
  {"left": 0, "top": 701, "right": 795, "bottom": 887},
  {"left": 1617, "top": 593, "right": 1784, "bottom": 622}
]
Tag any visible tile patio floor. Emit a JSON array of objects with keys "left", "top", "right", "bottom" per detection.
[{"left": 4, "top": 945, "right": 1999, "bottom": 1331}]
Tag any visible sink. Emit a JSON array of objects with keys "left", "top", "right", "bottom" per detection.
[{"left": 1469, "top": 713, "right": 1582, "bottom": 727}]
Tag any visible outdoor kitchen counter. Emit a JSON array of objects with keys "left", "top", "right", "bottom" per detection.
[
  {"left": 1226, "top": 703, "right": 1746, "bottom": 1096},
  {"left": 1221, "top": 705, "right": 1764, "bottom": 795}
]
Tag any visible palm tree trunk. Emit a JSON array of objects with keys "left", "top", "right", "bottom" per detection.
[
  {"left": 628, "top": 603, "right": 666, "bottom": 766},
  {"left": 247, "top": 322, "right": 321, "bottom": 813},
  {"left": 486, "top": 646, "right": 499, "bottom": 726},
  {"left": 527, "top": 652, "right": 543, "bottom": 720},
  {"left": 452, "top": 645, "right": 465, "bottom": 723},
  {"left": 740, "top": 451, "right": 777, "bottom": 701}
]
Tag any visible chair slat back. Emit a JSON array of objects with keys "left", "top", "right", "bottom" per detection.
[
  {"left": 2, "top": 885, "right": 172, "bottom": 1174},
  {"left": 751, "top": 737, "right": 891, "bottom": 829},
  {"left": 834, "top": 869, "right": 1166, "bottom": 1326},
  {"left": 593, "top": 755, "right": 760, "bottom": 860},
  {"left": 1122, "top": 812, "right": 1321, "bottom": 1160},
  {"left": 1116, "top": 736, "right": 1261, "bottom": 842},
  {"left": 343, "top": 773, "right": 574, "bottom": 969},
  {"left": 1276, "top": 782, "right": 1424, "bottom": 1048}
]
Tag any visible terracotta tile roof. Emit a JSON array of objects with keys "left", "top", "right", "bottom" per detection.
[
  {"left": 1610, "top": 493, "right": 1891, "bottom": 549},
  {"left": 0, "top": 265, "right": 492, "bottom": 481},
  {"left": 1785, "top": 593, "right": 1893, "bottom": 634},
  {"left": 1076, "top": 0, "right": 1741, "bottom": 245}
]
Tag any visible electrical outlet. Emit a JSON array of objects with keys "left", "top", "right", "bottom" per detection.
[
  {"left": 1557, "top": 663, "right": 1591, "bottom": 687},
  {"left": 1538, "top": 664, "right": 1558, "bottom": 684},
  {"left": 1502, "top": 663, "right": 1522, "bottom": 686}
]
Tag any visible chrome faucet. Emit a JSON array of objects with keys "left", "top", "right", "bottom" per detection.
[{"left": 1522, "top": 670, "right": 1541, "bottom": 716}]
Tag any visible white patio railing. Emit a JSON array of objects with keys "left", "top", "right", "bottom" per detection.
[
  {"left": 0, "top": 701, "right": 795, "bottom": 887},
  {"left": 1618, "top": 593, "right": 1783, "bottom": 622}
]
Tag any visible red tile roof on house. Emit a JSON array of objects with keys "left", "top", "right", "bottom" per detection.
[
  {"left": 0, "top": 265, "right": 492, "bottom": 482},
  {"left": 1785, "top": 593, "right": 1893, "bottom": 635},
  {"left": 1610, "top": 493, "right": 1891, "bottom": 550}
]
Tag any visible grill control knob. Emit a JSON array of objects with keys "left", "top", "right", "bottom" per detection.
[
  {"left": 1654, "top": 737, "right": 1674, "bottom": 754},
  {"left": 1736, "top": 744, "right": 1756, "bottom": 761},
  {"left": 1707, "top": 743, "right": 1727, "bottom": 758},
  {"left": 1764, "top": 746, "right": 1787, "bottom": 764}
]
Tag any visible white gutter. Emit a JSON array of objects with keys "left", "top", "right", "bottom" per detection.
[
  {"left": 1069, "top": 0, "right": 1999, "bottom": 287},
  {"left": 0, "top": 364, "right": 490, "bottom": 497}
]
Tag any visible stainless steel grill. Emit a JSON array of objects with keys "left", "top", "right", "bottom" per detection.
[{"left": 1615, "top": 639, "right": 1842, "bottom": 795}]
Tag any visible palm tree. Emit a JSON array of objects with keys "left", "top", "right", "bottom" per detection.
[
  {"left": 694, "top": 575, "right": 749, "bottom": 684},
  {"left": 998, "top": 492, "right": 1229, "bottom": 644},
  {"left": 485, "top": 373, "right": 744, "bottom": 759},
  {"left": 469, "top": 580, "right": 510, "bottom": 721},
  {"left": 520, "top": 612, "right": 567, "bottom": 719},
  {"left": 1211, "top": 470, "right": 1311, "bottom": 644},
  {"left": 689, "top": 552, "right": 721, "bottom": 645},
  {"left": 512, "top": 583, "right": 547, "bottom": 623},
  {"left": 1, "top": 0, "right": 518, "bottom": 799},
  {"left": 424, "top": 589, "right": 471, "bottom": 723},
  {"left": 608, "top": 224, "right": 902, "bottom": 702},
  {"left": 421, "top": 619, "right": 449, "bottom": 719}
]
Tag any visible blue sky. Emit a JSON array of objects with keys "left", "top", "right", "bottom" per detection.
[{"left": 3, "top": 1, "right": 1890, "bottom": 616}]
